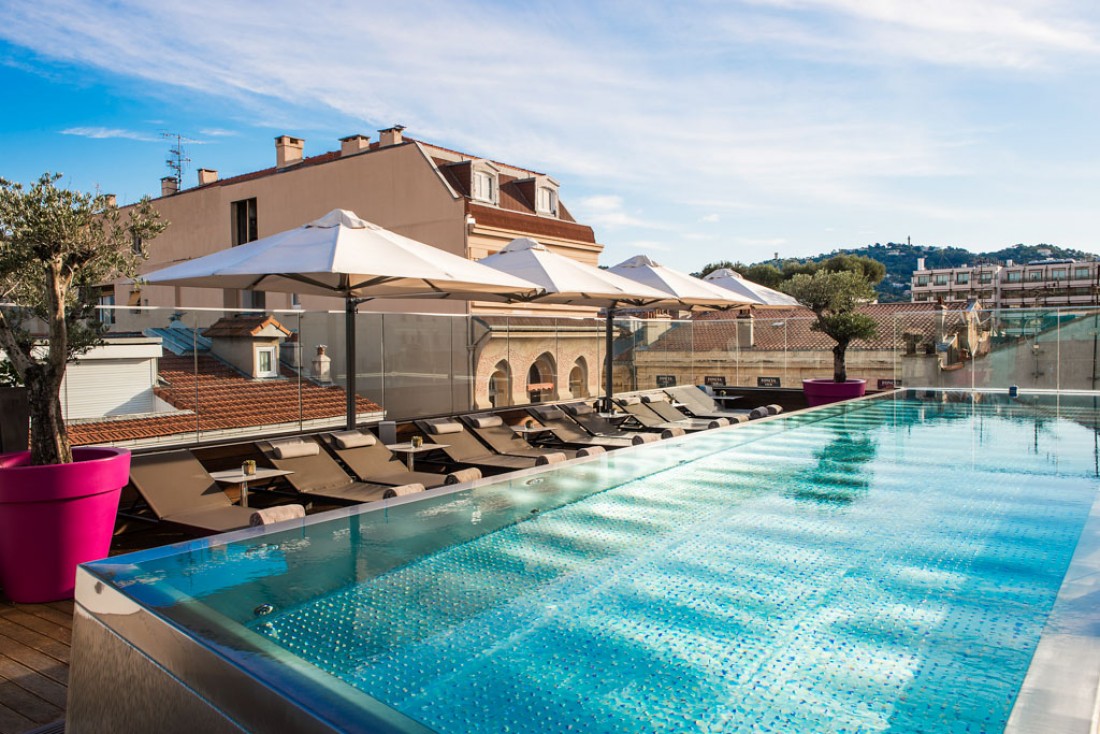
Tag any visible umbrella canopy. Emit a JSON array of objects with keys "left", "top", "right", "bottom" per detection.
[
  {"left": 607, "top": 255, "right": 751, "bottom": 310},
  {"left": 703, "top": 268, "right": 800, "bottom": 308},
  {"left": 143, "top": 209, "right": 542, "bottom": 428},
  {"left": 143, "top": 209, "right": 540, "bottom": 299},
  {"left": 478, "top": 238, "right": 678, "bottom": 411},
  {"left": 476, "top": 238, "right": 670, "bottom": 307}
]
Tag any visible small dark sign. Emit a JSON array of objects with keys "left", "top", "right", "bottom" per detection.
[
  {"left": 757, "top": 376, "right": 781, "bottom": 388},
  {"left": 655, "top": 374, "right": 677, "bottom": 388},
  {"left": 877, "top": 379, "right": 901, "bottom": 389},
  {"left": 704, "top": 375, "right": 727, "bottom": 387}
]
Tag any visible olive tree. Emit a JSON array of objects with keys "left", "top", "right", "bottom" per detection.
[
  {"left": 0, "top": 173, "right": 166, "bottom": 464},
  {"left": 782, "top": 269, "right": 878, "bottom": 383}
]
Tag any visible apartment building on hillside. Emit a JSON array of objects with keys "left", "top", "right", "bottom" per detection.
[{"left": 911, "top": 257, "right": 1100, "bottom": 308}]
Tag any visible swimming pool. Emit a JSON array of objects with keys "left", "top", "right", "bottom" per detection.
[{"left": 74, "top": 392, "right": 1100, "bottom": 733}]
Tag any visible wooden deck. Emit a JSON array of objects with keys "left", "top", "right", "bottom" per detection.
[{"left": 0, "top": 601, "right": 71, "bottom": 734}]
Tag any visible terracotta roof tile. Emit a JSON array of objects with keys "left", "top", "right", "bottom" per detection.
[{"left": 69, "top": 354, "right": 381, "bottom": 446}]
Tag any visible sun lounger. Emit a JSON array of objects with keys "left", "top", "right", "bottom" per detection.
[
  {"left": 319, "top": 429, "right": 468, "bottom": 489},
  {"left": 665, "top": 385, "right": 776, "bottom": 421},
  {"left": 526, "top": 405, "right": 635, "bottom": 448},
  {"left": 615, "top": 394, "right": 724, "bottom": 432},
  {"left": 128, "top": 450, "right": 267, "bottom": 533},
  {"left": 414, "top": 418, "right": 540, "bottom": 473},
  {"left": 560, "top": 401, "right": 640, "bottom": 438},
  {"left": 461, "top": 413, "right": 580, "bottom": 460},
  {"left": 256, "top": 436, "right": 399, "bottom": 504}
]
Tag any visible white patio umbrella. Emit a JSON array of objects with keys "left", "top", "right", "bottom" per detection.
[
  {"left": 143, "top": 209, "right": 542, "bottom": 428},
  {"left": 702, "top": 267, "right": 800, "bottom": 307},
  {"left": 607, "top": 255, "right": 751, "bottom": 311},
  {"left": 476, "top": 238, "right": 675, "bottom": 411}
]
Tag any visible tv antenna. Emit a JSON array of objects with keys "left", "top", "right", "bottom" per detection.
[{"left": 162, "top": 132, "right": 194, "bottom": 185}]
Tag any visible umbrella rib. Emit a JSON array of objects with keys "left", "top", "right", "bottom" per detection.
[{"left": 277, "top": 273, "right": 343, "bottom": 294}]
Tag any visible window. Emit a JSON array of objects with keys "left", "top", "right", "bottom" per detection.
[
  {"left": 1006, "top": 271, "right": 1022, "bottom": 283},
  {"left": 955, "top": 273, "right": 969, "bottom": 284},
  {"left": 1075, "top": 267, "right": 1090, "bottom": 280},
  {"left": 471, "top": 171, "right": 497, "bottom": 204},
  {"left": 536, "top": 186, "right": 558, "bottom": 216},
  {"left": 933, "top": 274, "right": 948, "bottom": 286},
  {"left": 131, "top": 233, "right": 143, "bottom": 255},
  {"left": 231, "top": 198, "right": 258, "bottom": 246},
  {"left": 979, "top": 272, "right": 993, "bottom": 284},
  {"left": 1028, "top": 270, "right": 1044, "bottom": 282},
  {"left": 1051, "top": 268, "right": 1067, "bottom": 280},
  {"left": 915, "top": 275, "right": 929, "bottom": 286},
  {"left": 256, "top": 347, "right": 277, "bottom": 378},
  {"left": 98, "top": 287, "right": 115, "bottom": 326}
]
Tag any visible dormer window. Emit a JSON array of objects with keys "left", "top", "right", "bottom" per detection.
[
  {"left": 471, "top": 170, "right": 498, "bottom": 204},
  {"left": 536, "top": 186, "right": 558, "bottom": 216}
]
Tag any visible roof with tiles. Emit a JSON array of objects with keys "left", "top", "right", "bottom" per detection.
[
  {"left": 639, "top": 302, "right": 975, "bottom": 353},
  {"left": 68, "top": 355, "right": 381, "bottom": 446},
  {"left": 202, "top": 314, "right": 291, "bottom": 338}
]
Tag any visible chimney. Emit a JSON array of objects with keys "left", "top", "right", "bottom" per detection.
[
  {"left": 340, "top": 134, "right": 371, "bottom": 157},
  {"left": 916, "top": 257, "right": 926, "bottom": 271},
  {"left": 160, "top": 176, "right": 179, "bottom": 197},
  {"left": 275, "top": 135, "right": 304, "bottom": 168},
  {"left": 197, "top": 168, "right": 218, "bottom": 186},
  {"left": 104, "top": 194, "right": 117, "bottom": 207},
  {"left": 378, "top": 125, "right": 405, "bottom": 147},
  {"left": 1006, "top": 259, "right": 1014, "bottom": 267},
  {"left": 311, "top": 344, "right": 332, "bottom": 384}
]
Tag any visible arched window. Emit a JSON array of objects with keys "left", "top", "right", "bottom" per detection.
[
  {"left": 488, "top": 360, "right": 512, "bottom": 408},
  {"left": 526, "top": 352, "right": 558, "bottom": 404},
  {"left": 569, "top": 357, "right": 588, "bottom": 398}
]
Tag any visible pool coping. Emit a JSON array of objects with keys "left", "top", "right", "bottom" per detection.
[{"left": 1006, "top": 471, "right": 1100, "bottom": 734}]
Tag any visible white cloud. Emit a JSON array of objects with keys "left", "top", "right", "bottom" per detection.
[
  {"left": 199, "top": 127, "right": 237, "bottom": 137},
  {"left": 573, "top": 195, "right": 671, "bottom": 230},
  {"left": 60, "top": 126, "right": 159, "bottom": 142},
  {"left": 700, "top": 213, "right": 720, "bottom": 223}
]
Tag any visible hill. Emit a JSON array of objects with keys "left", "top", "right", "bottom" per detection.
[{"left": 742, "top": 243, "right": 1097, "bottom": 303}]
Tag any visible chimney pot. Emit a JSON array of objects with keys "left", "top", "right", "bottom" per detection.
[
  {"left": 378, "top": 125, "right": 406, "bottom": 147},
  {"left": 160, "top": 176, "right": 179, "bottom": 197},
  {"left": 340, "top": 134, "right": 371, "bottom": 157},
  {"left": 104, "top": 194, "right": 117, "bottom": 207},
  {"left": 197, "top": 168, "right": 219, "bottom": 186},
  {"left": 275, "top": 135, "right": 305, "bottom": 168}
]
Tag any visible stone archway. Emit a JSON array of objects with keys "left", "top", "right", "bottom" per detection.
[
  {"left": 526, "top": 352, "right": 558, "bottom": 404},
  {"left": 568, "top": 357, "right": 589, "bottom": 398},
  {"left": 488, "top": 360, "right": 512, "bottom": 408}
]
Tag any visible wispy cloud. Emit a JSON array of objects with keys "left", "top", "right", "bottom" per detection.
[
  {"left": 700, "top": 213, "right": 720, "bottom": 223},
  {"left": 60, "top": 126, "right": 159, "bottom": 142},
  {"left": 199, "top": 127, "right": 237, "bottom": 137},
  {"left": 573, "top": 195, "right": 671, "bottom": 230}
]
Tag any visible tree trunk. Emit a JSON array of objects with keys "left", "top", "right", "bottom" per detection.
[
  {"left": 833, "top": 340, "right": 849, "bottom": 383},
  {"left": 24, "top": 367, "right": 71, "bottom": 465}
]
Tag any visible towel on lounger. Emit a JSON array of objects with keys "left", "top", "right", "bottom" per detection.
[{"left": 249, "top": 504, "right": 306, "bottom": 527}]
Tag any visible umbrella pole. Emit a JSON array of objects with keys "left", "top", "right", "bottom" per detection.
[
  {"left": 603, "top": 305, "right": 616, "bottom": 413},
  {"left": 345, "top": 296, "right": 357, "bottom": 430}
]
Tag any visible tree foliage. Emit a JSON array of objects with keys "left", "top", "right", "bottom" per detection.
[
  {"left": 0, "top": 173, "right": 166, "bottom": 464},
  {"left": 782, "top": 269, "right": 878, "bottom": 383}
]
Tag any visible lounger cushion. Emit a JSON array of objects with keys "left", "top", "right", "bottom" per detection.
[
  {"left": 445, "top": 467, "right": 482, "bottom": 485},
  {"left": 332, "top": 430, "right": 376, "bottom": 449},
  {"left": 641, "top": 394, "right": 666, "bottom": 404},
  {"left": 383, "top": 483, "right": 425, "bottom": 499},
  {"left": 661, "top": 427, "right": 687, "bottom": 439},
  {"left": 427, "top": 420, "right": 464, "bottom": 435},
  {"left": 563, "top": 403, "right": 593, "bottom": 416},
  {"left": 532, "top": 406, "right": 565, "bottom": 421},
  {"left": 620, "top": 395, "right": 642, "bottom": 405},
  {"left": 766, "top": 404, "right": 783, "bottom": 415},
  {"left": 749, "top": 407, "right": 770, "bottom": 419},
  {"left": 271, "top": 439, "right": 320, "bottom": 459},
  {"left": 249, "top": 504, "right": 306, "bottom": 527},
  {"left": 577, "top": 446, "right": 606, "bottom": 458},
  {"left": 535, "top": 452, "right": 567, "bottom": 466},
  {"left": 708, "top": 418, "right": 730, "bottom": 429},
  {"left": 632, "top": 433, "right": 659, "bottom": 445},
  {"left": 470, "top": 415, "right": 504, "bottom": 428}
]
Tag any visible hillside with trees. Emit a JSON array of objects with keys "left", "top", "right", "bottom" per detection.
[{"left": 696, "top": 242, "right": 1097, "bottom": 303}]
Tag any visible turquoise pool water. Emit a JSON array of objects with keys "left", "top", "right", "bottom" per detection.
[{"left": 92, "top": 394, "right": 1100, "bottom": 733}]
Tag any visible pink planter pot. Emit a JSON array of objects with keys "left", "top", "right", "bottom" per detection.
[
  {"left": 0, "top": 447, "right": 130, "bottom": 603},
  {"left": 802, "top": 379, "right": 867, "bottom": 407}
]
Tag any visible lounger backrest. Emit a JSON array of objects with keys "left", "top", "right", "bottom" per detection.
[
  {"left": 257, "top": 437, "right": 354, "bottom": 493},
  {"left": 417, "top": 419, "right": 493, "bottom": 461},
  {"left": 463, "top": 414, "right": 532, "bottom": 455},
  {"left": 640, "top": 394, "right": 686, "bottom": 422},
  {"left": 129, "top": 451, "right": 232, "bottom": 519},
  {"left": 616, "top": 396, "right": 663, "bottom": 427},
  {"left": 666, "top": 385, "right": 714, "bottom": 413},
  {"left": 320, "top": 430, "right": 408, "bottom": 481},
  {"left": 528, "top": 406, "right": 589, "bottom": 442},
  {"left": 563, "top": 402, "right": 618, "bottom": 435}
]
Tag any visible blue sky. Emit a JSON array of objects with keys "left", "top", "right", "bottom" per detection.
[{"left": 1, "top": 0, "right": 1098, "bottom": 271}]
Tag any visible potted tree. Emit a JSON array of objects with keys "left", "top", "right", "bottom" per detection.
[
  {"left": 0, "top": 174, "right": 165, "bottom": 602},
  {"left": 782, "top": 268, "right": 879, "bottom": 407}
]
